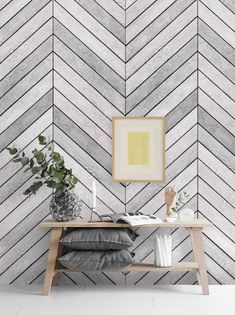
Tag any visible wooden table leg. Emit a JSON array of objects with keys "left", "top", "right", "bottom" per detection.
[
  {"left": 43, "top": 228, "right": 62, "bottom": 295},
  {"left": 190, "top": 228, "right": 209, "bottom": 295},
  {"left": 52, "top": 229, "right": 66, "bottom": 286},
  {"left": 188, "top": 228, "right": 200, "bottom": 285}
]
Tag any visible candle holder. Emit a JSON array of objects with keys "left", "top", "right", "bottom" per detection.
[{"left": 89, "top": 207, "right": 102, "bottom": 222}]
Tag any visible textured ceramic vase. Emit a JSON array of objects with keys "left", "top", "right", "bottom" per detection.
[{"left": 49, "top": 191, "right": 82, "bottom": 222}]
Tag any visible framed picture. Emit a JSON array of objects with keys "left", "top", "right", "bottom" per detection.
[{"left": 112, "top": 117, "right": 166, "bottom": 182}]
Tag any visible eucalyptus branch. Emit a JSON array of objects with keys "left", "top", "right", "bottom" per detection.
[
  {"left": 7, "top": 135, "right": 78, "bottom": 196},
  {"left": 171, "top": 191, "right": 190, "bottom": 212}
]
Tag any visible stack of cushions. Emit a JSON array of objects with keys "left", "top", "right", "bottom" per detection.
[{"left": 59, "top": 228, "right": 138, "bottom": 271}]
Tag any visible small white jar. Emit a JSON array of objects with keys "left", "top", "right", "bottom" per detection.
[{"left": 179, "top": 208, "right": 195, "bottom": 221}]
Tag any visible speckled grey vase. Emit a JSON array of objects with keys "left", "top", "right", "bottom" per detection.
[{"left": 49, "top": 191, "right": 82, "bottom": 222}]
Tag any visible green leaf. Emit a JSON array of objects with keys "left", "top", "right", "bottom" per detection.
[
  {"left": 21, "top": 156, "right": 29, "bottom": 166},
  {"left": 38, "top": 135, "right": 47, "bottom": 145},
  {"left": 51, "top": 152, "right": 62, "bottom": 163},
  {"left": 64, "top": 174, "right": 71, "bottom": 184},
  {"left": 55, "top": 189, "right": 63, "bottom": 196},
  {"left": 53, "top": 177, "right": 61, "bottom": 184},
  {"left": 48, "top": 165, "right": 54, "bottom": 176},
  {"left": 57, "top": 160, "right": 65, "bottom": 168},
  {"left": 33, "top": 150, "right": 44, "bottom": 159},
  {"left": 23, "top": 189, "right": 31, "bottom": 195},
  {"left": 23, "top": 167, "right": 32, "bottom": 173},
  {"left": 31, "top": 166, "right": 42, "bottom": 174},
  {"left": 40, "top": 164, "right": 48, "bottom": 178},
  {"left": 12, "top": 158, "right": 21, "bottom": 163},
  {"left": 23, "top": 181, "right": 43, "bottom": 195},
  {"left": 7, "top": 147, "right": 18, "bottom": 155},
  {"left": 30, "top": 159, "right": 34, "bottom": 168},
  {"left": 71, "top": 176, "right": 78, "bottom": 185},
  {"left": 34, "top": 181, "right": 43, "bottom": 192},
  {"left": 33, "top": 150, "right": 44, "bottom": 164},
  {"left": 46, "top": 180, "right": 58, "bottom": 188},
  {"left": 53, "top": 171, "right": 64, "bottom": 183}
]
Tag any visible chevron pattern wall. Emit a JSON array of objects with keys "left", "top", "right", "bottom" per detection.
[
  {"left": 198, "top": 0, "right": 235, "bottom": 284},
  {"left": 0, "top": 0, "right": 234, "bottom": 286}
]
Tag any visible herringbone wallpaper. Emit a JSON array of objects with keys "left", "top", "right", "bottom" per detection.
[{"left": 0, "top": 0, "right": 234, "bottom": 285}]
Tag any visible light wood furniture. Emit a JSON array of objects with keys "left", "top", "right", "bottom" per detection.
[{"left": 40, "top": 219, "right": 212, "bottom": 296}]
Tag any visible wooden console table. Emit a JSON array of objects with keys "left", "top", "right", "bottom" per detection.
[{"left": 40, "top": 219, "right": 212, "bottom": 296}]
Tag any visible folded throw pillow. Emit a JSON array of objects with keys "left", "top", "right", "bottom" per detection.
[
  {"left": 60, "top": 228, "right": 138, "bottom": 250},
  {"left": 59, "top": 249, "right": 134, "bottom": 271}
]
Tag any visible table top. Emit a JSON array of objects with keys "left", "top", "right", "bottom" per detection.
[{"left": 40, "top": 218, "right": 212, "bottom": 228}]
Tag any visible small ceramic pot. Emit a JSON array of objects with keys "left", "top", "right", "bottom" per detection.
[
  {"left": 179, "top": 208, "right": 195, "bottom": 221},
  {"left": 166, "top": 211, "right": 178, "bottom": 222}
]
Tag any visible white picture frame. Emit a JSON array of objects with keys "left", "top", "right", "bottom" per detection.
[{"left": 112, "top": 117, "right": 166, "bottom": 182}]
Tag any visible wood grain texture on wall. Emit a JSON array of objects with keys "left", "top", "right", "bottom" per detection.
[
  {"left": 0, "top": 0, "right": 234, "bottom": 285},
  {"left": 0, "top": 0, "right": 53, "bottom": 285},
  {"left": 198, "top": 0, "right": 235, "bottom": 284}
]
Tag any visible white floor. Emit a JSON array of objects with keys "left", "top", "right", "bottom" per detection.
[{"left": 0, "top": 284, "right": 234, "bottom": 315}]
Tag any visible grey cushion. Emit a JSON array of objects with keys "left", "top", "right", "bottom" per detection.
[
  {"left": 58, "top": 250, "right": 134, "bottom": 271},
  {"left": 60, "top": 228, "right": 138, "bottom": 250}
]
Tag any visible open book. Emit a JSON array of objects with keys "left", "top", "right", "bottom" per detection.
[{"left": 100, "top": 212, "right": 162, "bottom": 226}]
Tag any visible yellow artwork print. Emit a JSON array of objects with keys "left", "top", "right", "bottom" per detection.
[{"left": 128, "top": 132, "right": 150, "bottom": 165}]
